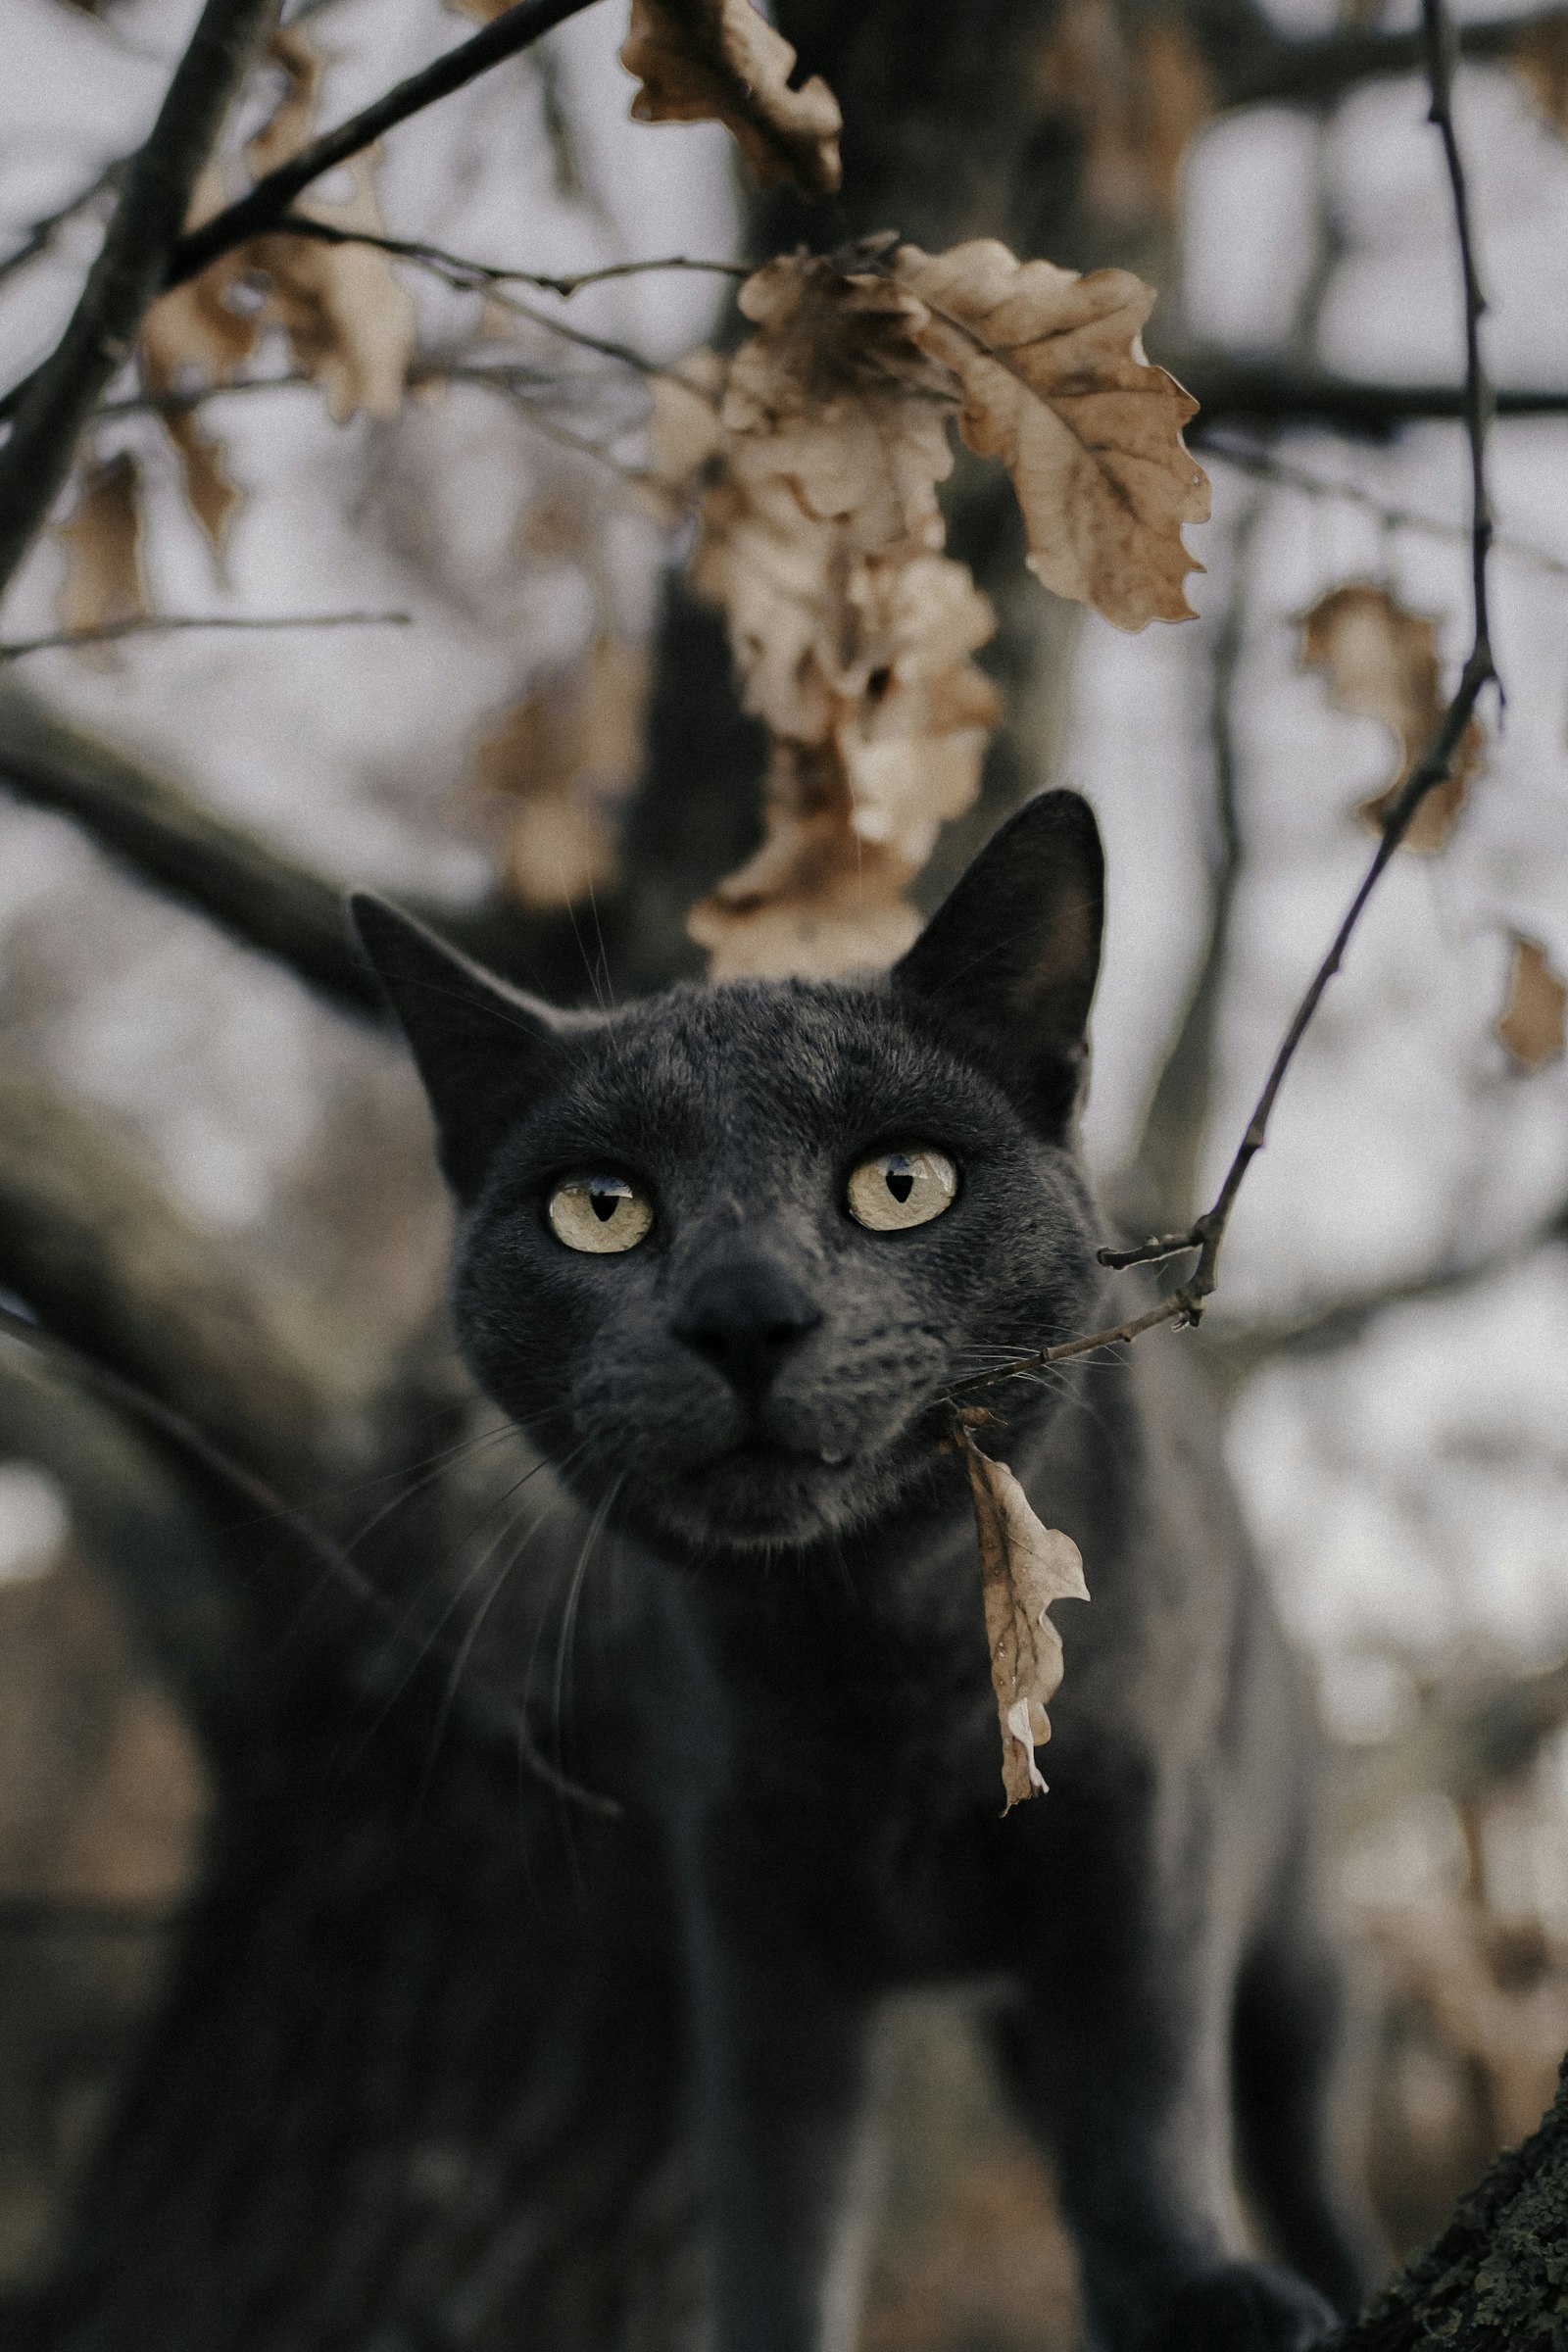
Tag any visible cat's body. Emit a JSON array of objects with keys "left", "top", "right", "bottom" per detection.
[{"left": 353, "top": 794, "right": 1378, "bottom": 2352}]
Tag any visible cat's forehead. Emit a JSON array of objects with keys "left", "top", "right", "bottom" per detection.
[{"left": 534, "top": 976, "right": 1004, "bottom": 1161}]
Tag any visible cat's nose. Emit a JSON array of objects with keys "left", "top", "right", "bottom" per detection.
[{"left": 672, "top": 1259, "right": 823, "bottom": 1397}]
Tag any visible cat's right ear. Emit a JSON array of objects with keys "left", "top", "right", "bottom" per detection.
[
  {"left": 348, "top": 894, "right": 564, "bottom": 1200},
  {"left": 892, "top": 791, "right": 1104, "bottom": 1134}
]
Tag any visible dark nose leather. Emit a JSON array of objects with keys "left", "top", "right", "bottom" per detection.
[{"left": 672, "top": 1259, "right": 822, "bottom": 1396}]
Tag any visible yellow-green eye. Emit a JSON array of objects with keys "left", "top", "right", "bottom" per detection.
[
  {"left": 547, "top": 1174, "right": 654, "bottom": 1254},
  {"left": 847, "top": 1148, "right": 957, "bottom": 1233}
]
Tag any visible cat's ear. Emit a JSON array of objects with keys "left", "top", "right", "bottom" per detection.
[
  {"left": 348, "top": 894, "right": 564, "bottom": 1200},
  {"left": 892, "top": 791, "right": 1104, "bottom": 1132}
]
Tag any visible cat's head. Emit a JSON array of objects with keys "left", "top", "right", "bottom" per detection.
[{"left": 352, "top": 792, "right": 1105, "bottom": 1561}]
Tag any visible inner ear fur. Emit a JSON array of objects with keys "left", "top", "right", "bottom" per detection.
[
  {"left": 348, "top": 893, "right": 565, "bottom": 1200},
  {"left": 891, "top": 791, "right": 1104, "bottom": 1132}
]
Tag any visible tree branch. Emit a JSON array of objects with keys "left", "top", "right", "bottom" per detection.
[
  {"left": 953, "top": 0, "right": 1501, "bottom": 1403},
  {"left": 0, "top": 158, "right": 124, "bottom": 288},
  {"left": 0, "top": 1068, "right": 350, "bottom": 1500},
  {"left": 1218, "top": 5, "right": 1564, "bottom": 112},
  {"left": 0, "top": 682, "right": 389, "bottom": 1014},
  {"left": 0, "top": 0, "right": 276, "bottom": 598},
  {"left": 163, "top": 0, "right": 603, "bottom": 291},
  {"left": 1180, "top": 357, "right": 1568, "bottom": 436}
]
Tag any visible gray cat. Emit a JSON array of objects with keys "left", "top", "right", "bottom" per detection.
[{"left": 351, "top": 790, "right": 1378, "bottom": 2352}]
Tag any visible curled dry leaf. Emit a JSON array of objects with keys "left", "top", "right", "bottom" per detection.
[
  {"left": 958, "top": 1426, "right": 1089, "bottom": 1811},
  {"left": 684, "top": 249, "right": 999, "bottom": 977},
  {"left": 57, "top": 452, "right": 150, "bottom": 657},
  {"left": 892, "top": 239, "right": 1209, "bottom": 631},
  {"left": 474, "top": 634, "right": 650, "bottom": 908},
  {"left": 1030, "top": 0, "right": 1214, "bottom": 231},
  {"left": 1496, "top": 935, "right": 1567, "bottom": 1072},
  {"left": 619, "top": 0, "right": 843, "bottom": 198},
  {"left": 1299, "top": 583, "right": 1485, "bottom": 853},
  {"left": 139, "top": 163, "right": 254, "bottom": 551}
]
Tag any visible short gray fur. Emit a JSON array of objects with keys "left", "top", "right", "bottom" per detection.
[{"left": 350, "top": 791, "right": 1380, "bottom": 2352}]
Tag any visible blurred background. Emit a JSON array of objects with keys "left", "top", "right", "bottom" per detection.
[{"left": 1, "top": 0, "right": 1567, "bottom": 2341}]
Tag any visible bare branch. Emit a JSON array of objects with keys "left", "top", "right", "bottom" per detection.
[
  {"left": 163, "top": 0, "right": 604, "bottom": 292},
  {"left": 1218, "top": 5, "right": 1563, "bottom": 111},
  {"left": 0, "top": 681, "right": 388, "bottom": 1014},
  {"left": 260, "top": 218, "right": 748, "bottom": 299},
  {"left": 1335, "top": 1650, "right": 1568, "bottom": 1839},
  {"left": 1205, "top": 437, "right": 1568, "bottom": 582},
  {"left": 1180, "top": 356, "right": 1568, "bottom": 435},
  {"left": 0, "top": 158, "right": 124, "bottom": 287},
  {"left": 0, "top": 1070, "right": 345, "bottom": 1499},
  {"left": 0, "top": 611, "right": 411, "bottom": 661},
  {"left": 0, "top": 0, "right": 276, "bottom": 598},
  {"left": 955, "top": 0, "right": 1500, "bottom": 1402}
]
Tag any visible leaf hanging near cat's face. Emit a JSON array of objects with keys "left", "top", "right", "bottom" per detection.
[
  {"left": 958, "top": 1424, "right": 1089, "bottom": 1811},
  {"left": 1299, "top": 583, "right": 1486, "bottom": 852},
  {"left": 474, "top": 634, "right": 650, "bottom": 909},
  {"left": 618, "top": 0, "right": 843, "bottom": 198},
  {"left": 891, "top": 240, "right": 1209, "bottom": 631},
  {"left": 1497, "top": 935, "right": 1567, "bottom": 1071}
]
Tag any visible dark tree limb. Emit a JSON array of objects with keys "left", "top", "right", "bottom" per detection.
[
  {"left": 1335, "top": 2054, "right": 1568, "bottom": 2350},
  {"left": 0, "top": 1069, "right": 346, "bottom": 1500},
  {"left": 0, "top": 684, "right": 390, "bottom": 1015},
  {"left": 0, "top": 0, "right": 275, "bottom": 597},
  {"left": 1219, "top": 5, "right": 1567, "bottom": 112},
  {"left": 1181, "top": 359, "right": 1568, "bottom": 436}
]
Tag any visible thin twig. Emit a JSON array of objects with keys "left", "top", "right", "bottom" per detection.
[
  {"left": 0, "top": 158, "right": 125, "bottom": 287},
  {"left": 164, "top": 0, "right": 603, "bottom": 291},
  {"left": 0, "top": 611, "right": 411, "bottom": 661},
  {"left": 261, "top": 217, "right": 749, "bottom": 300},
  {"left": 0, "top": 0, "right": 276, "bottom": 597},
  {"left": 954, "top": 0, "right": 1499, "bottom": 1401},
  {"left": 0, "top": 1300, "right": 620, "bottom": 1817},
  {"left": 1205, "top": 437, "right": 1568, "bottom": 584}
]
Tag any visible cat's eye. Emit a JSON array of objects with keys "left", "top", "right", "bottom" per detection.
[
  {"left": 846, "top": 1148, "right": 958, "bottom": 1234},
  {"left": 547, "top": 1173, "right": 654, "bottom": 1254}
]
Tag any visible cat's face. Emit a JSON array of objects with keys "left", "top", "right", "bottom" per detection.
[{"left": 353, "top": 793, "right": 1105, "bottom": 1562}]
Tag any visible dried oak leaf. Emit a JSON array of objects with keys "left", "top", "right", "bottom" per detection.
[
  {"left": 475, "top": 634, "right": 649, "bottom": 909},
  {"left": 249, "top": 154, "right": 416, "bottom": 423},
  {"left": 1299, "top": 583, "right": 1485, "bottom": 853},
  {"left": 57, "top": 452, "right": 149, "bottom": 652},
  {"left": 619, "top": 0, "right": 843, "bottom": 198},
  {"left": 1496, "top": 935, "right": 1567, "bottom": 1071},
  {"left": 959, "top": 1428, "right": 1089, "bottom": 1811},
  {"left": 892, "top": 238, "right": 1209, "bottom": 630}
]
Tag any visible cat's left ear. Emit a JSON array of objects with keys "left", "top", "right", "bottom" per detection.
[
  {"left": 892, "top": 791, "right": 1104, "bottom": 1133},
  {"left": 349, "top": 894, "right": 567, "bottom": 1200}
]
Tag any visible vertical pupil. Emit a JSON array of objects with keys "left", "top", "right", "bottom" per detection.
[
  {"left": 885, "top": 1155, "right": 915, "bottom": 1205},
  {"left": 589, "top": 1179, "right": 623, "bottom": 1223}
]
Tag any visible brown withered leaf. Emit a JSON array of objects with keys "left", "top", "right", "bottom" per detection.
[
  {"left": 892, "top": 239, "right": 1209, "bottom": 630},
  {"left": 57, "top": 452, "right": 149, "bottom": 648},
  {"left": 721, "top": 252, "right": 956, "bottom": 549},
  {"left": 475, "top": 634, "right": 649, "bottom": 908},
  {"left": 1030, "top": 0, "right": 1214, "bottom": 231},
  {"left": 959, "top": 1428, "right": 1089, "bottom": 1811},
  {"left": 1299, "top": 583, "right": 1484, "bottom": 853},
  {"left": 1497, "top": 935, "right": 1567, "bottom": 1071},
  {"left": 1511, "top": 16, "right": 1568, "bottom": 138},
  {"left": 139, "top": 164, "right": 258, "bottom": 549},
  {"left": 245, "top": 26, "right": 324, "bottom": 179},
  {"left": 250, "top": 155, "right": 417, "bottom": 422},
  {"left": 619, "top": 0, "right": 843, "bottom": 198}
]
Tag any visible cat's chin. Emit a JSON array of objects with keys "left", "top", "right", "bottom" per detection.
[{"left": 621, "top": 1437, "right": 906, "bottom": 1559}]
